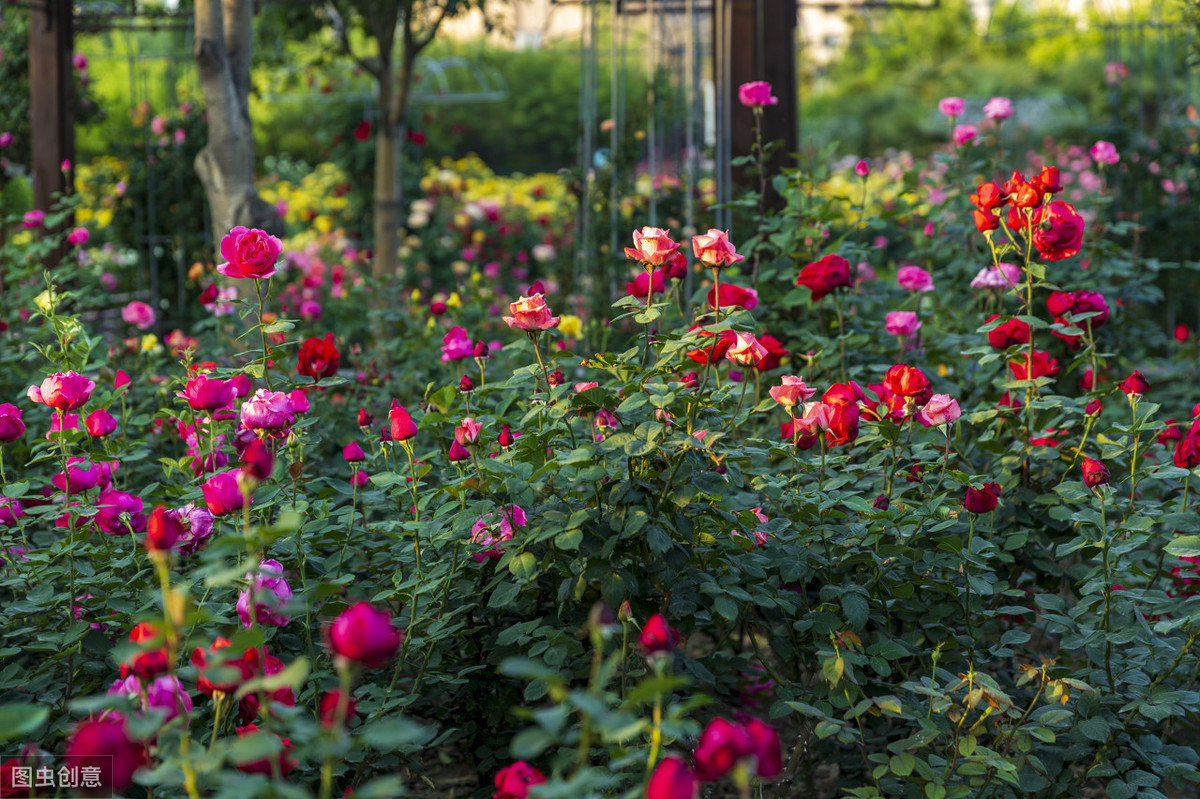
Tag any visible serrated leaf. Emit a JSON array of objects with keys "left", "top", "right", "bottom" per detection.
[{"left": 1165, "top": 536, "right": 1200, "bottom": 558}]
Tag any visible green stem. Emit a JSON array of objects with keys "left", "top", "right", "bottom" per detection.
[
  {"left": 964, "top": 514, "right": 976, "bottom": 642},
  {"left": 1099, "top": 493, "right": 1114, "bottom": 690}
]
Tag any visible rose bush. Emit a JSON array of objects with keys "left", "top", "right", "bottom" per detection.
[{"left": 0, "top": 92, "right": 1198, "bottom": 799}]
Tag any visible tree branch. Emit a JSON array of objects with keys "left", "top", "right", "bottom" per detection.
[{"left": 327, "top": 0, "right": 382, "bottom": 78}]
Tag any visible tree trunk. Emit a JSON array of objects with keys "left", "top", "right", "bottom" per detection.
[
  {"left": 372, "top": 66, "right": 400, "bottom": 279},
  {"left": 193, "top": 0, "right": 281, "bottom": 247}
]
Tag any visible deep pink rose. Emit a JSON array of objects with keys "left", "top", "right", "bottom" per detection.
[
  {"left": 181, "top": 375, "right": 236, "bottom": 411},
  {"left": 217, "top": 226, "right": 282, "bottom": 280},
  {"left": 202, "top": 468, "right": 247, "bottom": 516},
  {"left": 121, "top": 300, "right": 156, "bottom": 330},
  {"left": 885, "top": 311, "right": 922, "bottom": 337},
  {"left": 327, "top": 601, "right": 403, "bottom": 668},
  {"left": 896, "top": 265, "right": 934, "bottom": 292}
]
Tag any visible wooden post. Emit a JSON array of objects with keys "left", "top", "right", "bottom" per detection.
[
  {"left": 719, "top": 0, "right": 797, "bottom": 206},
  {"left": 28, "top": 0, "right": 75, "bottom": 226}
]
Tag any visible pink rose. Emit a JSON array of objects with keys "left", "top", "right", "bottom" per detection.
[
  {"left": 327, "top": 602, "right": 403, "bottom": 668},
  {"left": 1090, "top": 140, "right": 1120, "bottom": 166},
  {"left": 28, "top": 371, "right": 96, "bottom": 411},
  {"left": 885, "top": 311, "right": 922, "bottom": 337},
  {"left": 953, "top": 124, "right": 977, "bottom": 146},
  {"left": 896, "top": 265, "right": 934, "bottom": 293},
  {"left": 503, "top": 293, "right": 560, "bottom": 331},
  {"left": 440, "top": 326, "right": 474, "bottom": 362},
  {"left": 121, "top": 300, "right": 156, "bottom": 330},
  {"left": 202, "top": 469, "right": 247, "bottom": 516},
  {"left": 217, "top": 226, "right": 282, "bottom": 280},
  {"left": 768, "top": 376, "right": 816, "bottom": 408},
  {"left": 180, "top": 375, "right": 236, "bottom": 411},
  {"left": 917, "top": 394, "right": 962, "bottom": 427},
  {"left": 854, "top": 159, "right": 870, "bottom": 178},
  {"left": 938, "top": 96, "right": 965, "bottom": 117},
  {"left": 239, "top": 389, "right": 295, "bottom": 431},
  {"left": 983, "top": 97, "right": 1013, "bottom": 121},
  {"left": 454, "top": 417, "right": 482, "bottom": 446},
  {"left": 691, "top": 228, "right": 745, "bottom": 268},
  {"left": 738, "top": 81, "right": 778, "bottom": 107},
  {"left": 237, "top": 559, "right": 293, "bottom": 628},
  {"left": 624, "top": 226, "right": 680, "bottom": 266},
  {"left": 21, "top": 210, "right": 45, "bottom": 229},
  {"left": 66, "top": 227, "right": 89, "bottom": 246}
]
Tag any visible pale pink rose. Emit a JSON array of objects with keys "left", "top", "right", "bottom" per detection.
[
  {"left": 970, "top": 263, "right": 1022, "bottom": 290},
  {"left": 896, "top": 265, "right": 934, "bottom": 292},
  {"left": 150, "top": 115, "right": 166, "bottom": 136},
  {"left": 454, "top": 417, "right": 482, "bottom": 446},
  {"left": 1104, "top": 62, "right": 1129, "bottom": 85},
  {"left": 917, "top": 394, "right": 961, "bottom": 427},
  {"left": 885, "top": 311, "right": 922, "bottom": 337},
  {"left": 725, "top": 332, "right": 768, "bottom": 366},
  {"left": 691, "top": 229, "right": 745, "bottom": 268},
  {"left": 938, "top": 97, "right": 965, "bottom": 117},
  {"left": 573, "top": 382, "right": 599, "bottom": 393},
  {"left": 624, "top": 227, "right": 680, "bottom": 266},
  {"left": 768, "top": 376, "right": 816, "bottom": 408},
  {"left": 174, "top": 128, "right": 186, "bottom": 145},
  {"left": 983, "top": 97, "right": 1013, "bottom": 121},
  {"left": 121, "top": 301, "right": 156, "bottom": 330},
  {"left": 503, "top": 293, "right": 560, "bottom": 331}
]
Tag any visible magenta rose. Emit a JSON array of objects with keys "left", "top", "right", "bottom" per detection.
[
  {"left": 326, "top": 601, "right": 403, "bottom": 668},
  {"left": 202, "top": 468, "right": 247, "bottom": 516},
  {"left": 240, "top": 389, "right": 295, "bottom": 431},
  {"left": 896, "top": 265, "right": 934, "bottom": 292},
  {"left": 217, "top": 226, "right": 282, "bottom": 280},
  {"left": 181, "top": 375, "right": 236, "bottom": 411},
  {"left": 884, "top": 311, "right": 922, "bottom": 337},
  {"left": 738, "top": 81, "right": 778, "bottom": 107},
  {"left": 95, "top": 489, "right": 146, "bottom": 535},
  {"left": 237, "top": 559, "right": 293, "bottom": 628},
  {"left": 0, "top": 404, "right": 25, "bottom": 442}
]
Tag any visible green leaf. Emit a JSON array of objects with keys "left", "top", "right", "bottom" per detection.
[
  {"left": 358, "top": 717, "right": 436, "bottom": 753},
  {"left": 235, "top": 658, "right": 309, "bottom": 700},
  {"left": 1165, "top": 536, "right": 1200, "bottom": 558},
  {"left": 1077, "top": 717, "right": 1111, "bottom": 742},
  {"left": 713, "top": 595, "right": 739, "bottom": 621},
  {"left": 508, "top": 552, "right": 538, "bottom": 581},
  {"left": 890, "top": 752, "right": 916, "bottom": 777},
  {"left": 229, "top": 730, "right": 282, "bottom": 764},
  {"left": 841, "top": 593, "right": 869, "bottom": 629},
  {"left": 822, "top": 655, "right": 844, "bottom": 686},
  {"left": 0, "top": 704, "right": 48, "bottom": 742}
]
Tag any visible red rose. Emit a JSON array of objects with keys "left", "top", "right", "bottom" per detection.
[
  {"left": 755, "top": 333, "right": 788, "bottom": 371},
  {"left": 1009, "top": 350, "right": 1059, "bottom": 381},
  {"left": 1032, "top": 201, "right": 1085, "bottom": 261},
  {"left": 1174, "top": 423, "right": 1200, "bottom": 468},
  {"left": 1032, "top": 165, "right": 1062, "bottom": 195},
  {"left": 825, "top": 402, "right": 860, "bottom": 447},
  {"left": 647, "top": 755, "right": 698, "bottom": 799},
  {"left": 121, "top": 622, "right": 170, "bottom": 679},
  {"left": 883, "top": 364, "right": 931, "bottom": 399},
  {"left": 694, "top": 717, "right": 755, "bottom": 782},
  {"left": 192, "top": 637, "right": 263, "bottom": 695},
  {"left": 298, "top": 333, "right": 339, "bottom": 381},
  {"left": 1081, "top": 458, "right": 1110, "bottom": 488},
  {"left": 707, "top": 283, "right": 758, "bottom": 311},
  {"left": 969, "top": 181, "right": 1007, "bottom": 211},
  {"left": 822, "top": 381, "right": 865, "bottom": 408},
  {"left": 64, "top": 718, "right": 145, "bottom": 793},
  {"left": 796, "top": 254, "right": 852, "bottom": 301},
  {"left": 686, "top": 328, "right": 736, "bottom": 364},
  {"left": 964, "top": 483, "right": 1000, "bottom": 514},
  {"left": 985, "top": 315, "right": 1031, "bottom": 349}
]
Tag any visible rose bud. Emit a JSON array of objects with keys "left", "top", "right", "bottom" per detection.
[
  {"left": 694, "top": 717, "right": 755, "bottom": 782},
  {"left": 326, "top": 601, "right": 403, "bottom": 668},
  {"left": 343, "top": 441, "right": 366, "bottom": 462},
  {"left": 241, "top": 438, "right": 274, "bottom": 481},
  {"left": 497, "top": 424, "right": 514, "bottom": 448},
  {"left": 743, "top": 717, "right": 783, "bottom": 779},
  {"left": 873, "top": 494, "right": 890, "bottom": 510},
  {"left": 473, "top": 341, "right": 490, "bottom": 359},
  {"left": 1081, "top": 458, "right": 1110, "bottom": 488},
  {"left": 639, "top": 613, "right": 681, "bottom": 659},
  {"left": 459, "top": 375, "right": 474, "bottom": 393},
  {"left": 85, "top": 408, "right": 119, "bottom": 438},
  {"left": 492, "top": 761, "right": 546, "bottom": 799},
  {"left": 193, "top": 637, "right": 263, "bottom": 695},
  {"left": 357, "top": 407, "right": 373, "bottom": 428},
  {"left": 145, "top": 505, "right": 183, "bottom": 553},
  {"left": 1086, "top": 400, "right": 1103, "bottom": 418},
  {"left": 64, "top": 718, "right": 145, "bottom": 793},
  {"left": 647, "top": 755, "right": 698, "bottom": 799},
  {"left": 448, "top": 439, "right": 470, "bottom": 462},
  {"left": 319, "top": 689, "right": 359, "bottom": 729},
  {"left": 201, "top": 468, "right": 248, "bottom": 516},
  {"left": 1119, "top": 370, "right": 1150, "bottom": 397},
  {"left": 0, "top": 404, "right": 25, "bottom": 442},
  {"left": 548, "top": 369, "right": 565, "bottom": 387},
  {"left": 963, "top": 483, "right": 1001, "bottom": 514},
  {"left": 121, "top": 621, "right": 170, "bottom": 679},
  {"left": 389, "top": 406, "right": 418, "bottom": 441}
]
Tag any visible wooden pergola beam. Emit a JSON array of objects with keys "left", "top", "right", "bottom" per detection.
[{"left": 29, "top": 0, "right": 75, "bottom": 231}]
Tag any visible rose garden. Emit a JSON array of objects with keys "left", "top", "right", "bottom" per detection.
[{"left": 1, "top": 2, "right": 1200, "bottom": 798}]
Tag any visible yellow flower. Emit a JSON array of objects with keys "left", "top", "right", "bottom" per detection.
[
  {"left": 410, "top": 289, "right": 422, "bottom": 302},
  {"left": 559, "top": 315, "right": 583, "bottom": 338},
  {"left": 34, "top": 288, "right": 58, "bottom": 313},
  {"left": 446, "top": 292, "right": 462, "bottom": 308},
  {"left": 140, "top": 334, "right": 161, "bottom": 353}
]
